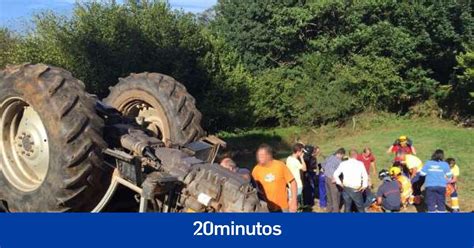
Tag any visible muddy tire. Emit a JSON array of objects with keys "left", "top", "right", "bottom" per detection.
[
  {"left": 103, "top": 73, "right": 205, "bottom": 146},
  {"left": 0, "top": 64, "right": 110, "bottom": 212}
]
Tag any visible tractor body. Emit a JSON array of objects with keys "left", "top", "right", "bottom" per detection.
[{"left": 0, "top": 64, "right": 266, "bottom": 212}]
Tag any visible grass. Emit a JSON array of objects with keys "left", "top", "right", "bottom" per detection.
[{"left": 218, "top": 113, "right": 474, "bottom": 211}]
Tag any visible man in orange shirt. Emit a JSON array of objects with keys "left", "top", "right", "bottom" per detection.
[{"left": 252, "top": 144, "right": 298, "bottom": 212}]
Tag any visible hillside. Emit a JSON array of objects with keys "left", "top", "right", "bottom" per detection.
[{"left": 219, "top": 113, "right": 474, "bottom": 211}]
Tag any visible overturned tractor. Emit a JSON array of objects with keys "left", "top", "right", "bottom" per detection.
[{"left": 0, "top": 64, "right": 266, "bottom": 212}]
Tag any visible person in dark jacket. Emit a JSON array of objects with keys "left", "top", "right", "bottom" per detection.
[
  {"left": 302, "top": 145, "right": 318, "bottom": 207},
  {"left": 376, "top": 169, "right": 401, "bottom": 212}
]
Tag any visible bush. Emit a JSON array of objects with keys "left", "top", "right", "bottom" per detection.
[
  {"left": 409, "top": 99, "right": 442, "bottom": 118},
  {"left": 250, "top": 67, "right": 305, "bottom": 126},
  {"left": 1, "top": 0, "right": 472, "bottom": 130},
  {"left": 214, "top": 0, "right": 473, "bottom": 125},
  {"left": 7, "top": 1, "right": 210, "bottom": 97},
  {"left": 0, "top": 28, "right": 18, "bottom": 68},
  {"left": 199, "top": 31, "right": 255, "bottom": 130}
]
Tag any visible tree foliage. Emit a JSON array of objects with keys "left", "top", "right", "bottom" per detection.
[
  {"left": 6, "top": 1, "right": 210, "bottom": 97},
  {"left": 0, "top": 0, "right": 472, "bottom": 130},
  {"left": 214, "top": 0, "right": 310, "bottom": 71},
  {"left": 0, "top": 28, "right": 18, "bottom": 68},
  {"left": 215, "top": 0, "right": 473, "bottom": 125}
]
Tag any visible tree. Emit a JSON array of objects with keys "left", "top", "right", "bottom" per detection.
[
  {"left": 7, "top": 1, "right": 210, "bottom": 97},
  {"left": 0, "top": 28, "right": 19, "bottom": 68},
  {"left": 213, "top": 0, "right": 473, "bottom": 125},
  {"left": 215, "top": 0, "right": 310, "bottom": 71},
  {"left": 2, "top": 0, "right": 472, "bottom": 130},
  {"left": 445, "top": 46, "right": 474, "bottom": 116}
]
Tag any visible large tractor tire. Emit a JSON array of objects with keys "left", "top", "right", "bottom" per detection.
[
  {"left": 103, "top": 73, "right": 205, "bottom": 146},
  {"left": 0, "top": 64, "right": 110, "bottom": 212}
]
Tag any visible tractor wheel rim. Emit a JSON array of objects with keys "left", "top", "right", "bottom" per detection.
[
  {"left": 0, "top": 97, "right": 50, "bottom": 192},
  {"left": 138, "top": 106, "right": 166, "bottom": 140},
  {"left": 121, "top": 100, "right": 170, "bottom": 142}
]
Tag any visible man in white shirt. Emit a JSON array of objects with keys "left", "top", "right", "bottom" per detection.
[
  {"left": 333, "top": 149, "right": 368, "bottom": 212},
  {"left": 286, "top": 143, "right": 307, "bottom": 206}
]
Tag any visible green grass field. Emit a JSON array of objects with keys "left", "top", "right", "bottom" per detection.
[{"left": 219, "top": 113, "right": 474, "bottom": 211}]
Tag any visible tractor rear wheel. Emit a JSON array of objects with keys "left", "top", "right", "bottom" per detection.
[
  {"left": 0, "top": 64, "right": 110, "bottom": 212},
  {"left": 103, "top": 73, "right": 205, "bottom": 146}
]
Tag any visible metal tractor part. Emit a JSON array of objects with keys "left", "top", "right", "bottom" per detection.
[{"left": 0, "top": 64, "right": 267, "bottom": 213}]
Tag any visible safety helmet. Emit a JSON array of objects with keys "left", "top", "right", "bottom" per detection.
[
  {"left": 389, "top": 166, "right": 401, "bottom": 176},
  {"left": 399, "top": 135, "right": 408, "bottom": 142},
  {"left": 378, "top": 169, "right": 390, "bottom": 180}
]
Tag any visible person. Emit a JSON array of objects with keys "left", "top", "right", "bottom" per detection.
[
  {"left": 220, "top": 157, "right": 252, "bottom": 181},
  {"left": 387, "top": 135, "right": 416, "bottom": 155},
  {"left": 400, "top": 153, "right": 424, "bottom": 204},
  {"left": 420, "top": 149, "right": 452, "bottom": 213},
  {"left": 302, "top": 144, "right": 317, "bottom": 207},
  {"left": 446, "top": 158, "right": 460, "bottom": 212},
  {"left": 220, "top": 157, "right": 237, "bottom": 172},
  {"left": 376, "top": 169, "right": 401, "bottom": 212},
  {"left": 0, "top": 200, "right": 8, "bottom": 212},
  {"left": 393, "top": 151, "right": 405, "bottom": 168},
  {"left": 402, "top": 154, "right": 423, "bottom": 179},
  {"left": 252, "top": 144, "right": 298, "bottom": 212},
  {"left": 237, "top": 168, "right": 251, "bottom": 181},
  {"left": 321, "top": 148, "right": 346, "bottom": 212},
  {"left": 286, "top": 143, "right": 307, "bottom": 206},
  {"left": 357, "top": 147, "right": 377, "bottom": 176},
  {"left": 390, "top": 166, "right": 412, "bottom": 208},
  {"left": 314, "top": 146, "right": 328, "bottom": 209},
  {"left": 333, "top": 149, "right": 368, "bottom": 213},
  {"left": 356, "top": 147, "right": 376, "bottom": 208}
]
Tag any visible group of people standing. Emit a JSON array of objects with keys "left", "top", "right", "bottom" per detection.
[{"left": 243, "top": 135, "right": 461, "bottom": 213}]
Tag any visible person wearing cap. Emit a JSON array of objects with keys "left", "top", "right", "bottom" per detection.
[
  {"left": 387, "top": 135, "right": 417, "bottom": 155},
  {"left": 333, "top": 149, "right": 368, "bottom": 213},
  {"left": 376, "top": 169, "right": 401, "bottom": 212},
  {"left": 390, "top": 166, "right": 412, "bottom": 208}
]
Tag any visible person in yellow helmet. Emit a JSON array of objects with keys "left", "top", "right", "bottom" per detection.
[
  {"left": 390, "top": 165, "right": 412, "bottom": 208},
  {"left": 376, "top": 169, "right": 401, "bottom": 212},
  {"left": 387, "top": 135, "right": 417, "bottom": 156}
]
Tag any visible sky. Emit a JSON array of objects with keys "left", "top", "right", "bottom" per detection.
[{"left": 0, "top": 0, "right": 217, "bottom": 30}]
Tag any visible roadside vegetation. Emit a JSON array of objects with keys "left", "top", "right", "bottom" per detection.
[{"left": 0, "top": 0, "right": 472, "bottom": 132}]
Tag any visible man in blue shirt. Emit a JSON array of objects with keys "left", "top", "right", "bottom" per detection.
[{"left": 420, "top": 149, "right": 452, "bottom": 213}]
